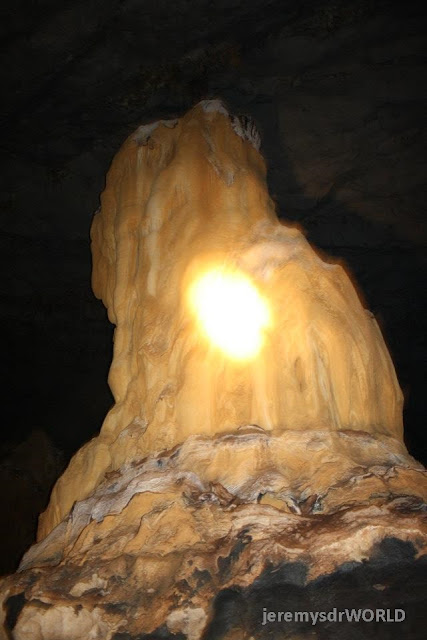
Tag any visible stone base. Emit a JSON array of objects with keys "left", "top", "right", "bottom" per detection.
[{"left": 1, "top": 429, "right": 425, "bottom": 639}]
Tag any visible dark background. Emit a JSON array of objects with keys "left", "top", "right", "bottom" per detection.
[{"left": 0, "top": 0, "right": 426, "bottom": 573}]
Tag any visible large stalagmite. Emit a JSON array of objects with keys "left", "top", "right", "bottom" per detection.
[
  {"left": 0, "top": 101, "right": 425, "bottom": 639},
  {"left": 40, "top": 100, "right": 403, "bottom": 538}
]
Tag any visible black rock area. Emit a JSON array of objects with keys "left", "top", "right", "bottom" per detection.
[
  {"left": 200, "top": 539, "right": 427, "bottom": 639},
  {"left": 0, "top": 0, "right": 426, "bottom": 572}
]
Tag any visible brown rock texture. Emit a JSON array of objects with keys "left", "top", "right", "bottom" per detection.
[
  {"left": 0, "top": 101, "right": 425, "bottom": 639},
  {"left": 41, "top": 101, "right": 403, "bottom": 537}
]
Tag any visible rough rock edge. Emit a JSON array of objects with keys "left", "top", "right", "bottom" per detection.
[
  {"left": 15, "top": 429, "right": 426, "bottom": 574},
  {"left": 1, "top": 498, "right": 425, "bottom": 639},
  {"left": 132, "top": 100, "right": 261, "bottom": 151},
  {"left": 132, "top": 118, "right": 178, "bottom": 145},
  {"left": 0, "top": 430, "right": 425, "bottom": 639},
  {"left": 201, "top": 99, "right": 262, "bottom": 150}
]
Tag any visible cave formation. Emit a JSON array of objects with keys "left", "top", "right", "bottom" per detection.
[{"left": 0, "top": 100, "right": 425, "bottom": 640}]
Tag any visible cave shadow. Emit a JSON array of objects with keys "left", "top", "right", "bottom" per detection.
[{"left": 201, "top": 538, "right": 427, "bottom": 640}]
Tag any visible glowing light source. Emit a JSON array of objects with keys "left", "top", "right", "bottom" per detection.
[{"left": 189, "top": 267, "right": 270, "bottom": 360}]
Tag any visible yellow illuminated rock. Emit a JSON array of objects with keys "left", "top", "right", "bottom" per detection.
[
  {"left": 37, "top": 99, "right": 405, "bottom": 539},
  {"left": 0, "top": 100, "right": 425, "bottom": 640}
]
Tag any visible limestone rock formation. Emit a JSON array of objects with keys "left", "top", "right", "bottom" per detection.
[
  {"left": 41, "top": 100, "right": 404, "bottom": 537},
  {"left": 0, "top": 101, "right": 425, "bottom": 639}
]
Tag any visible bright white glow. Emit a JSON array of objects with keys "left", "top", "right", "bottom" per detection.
[{"left": 189, "top": 267, "right": 270, "bottom": 360}]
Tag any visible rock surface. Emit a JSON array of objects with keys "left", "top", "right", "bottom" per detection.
[
  {"left": 0, "top": 101, "right": 425, "bottom": 639},
  {"left": 0, "top": 430, "right": 426, "bottom": 638},
  {"left": 41, "top": 101, "right": 402, "bottom": 537}
]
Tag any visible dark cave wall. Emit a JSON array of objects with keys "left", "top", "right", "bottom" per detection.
[{"left": 0, "top": 0, "right": 426, "bottom": 550}]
